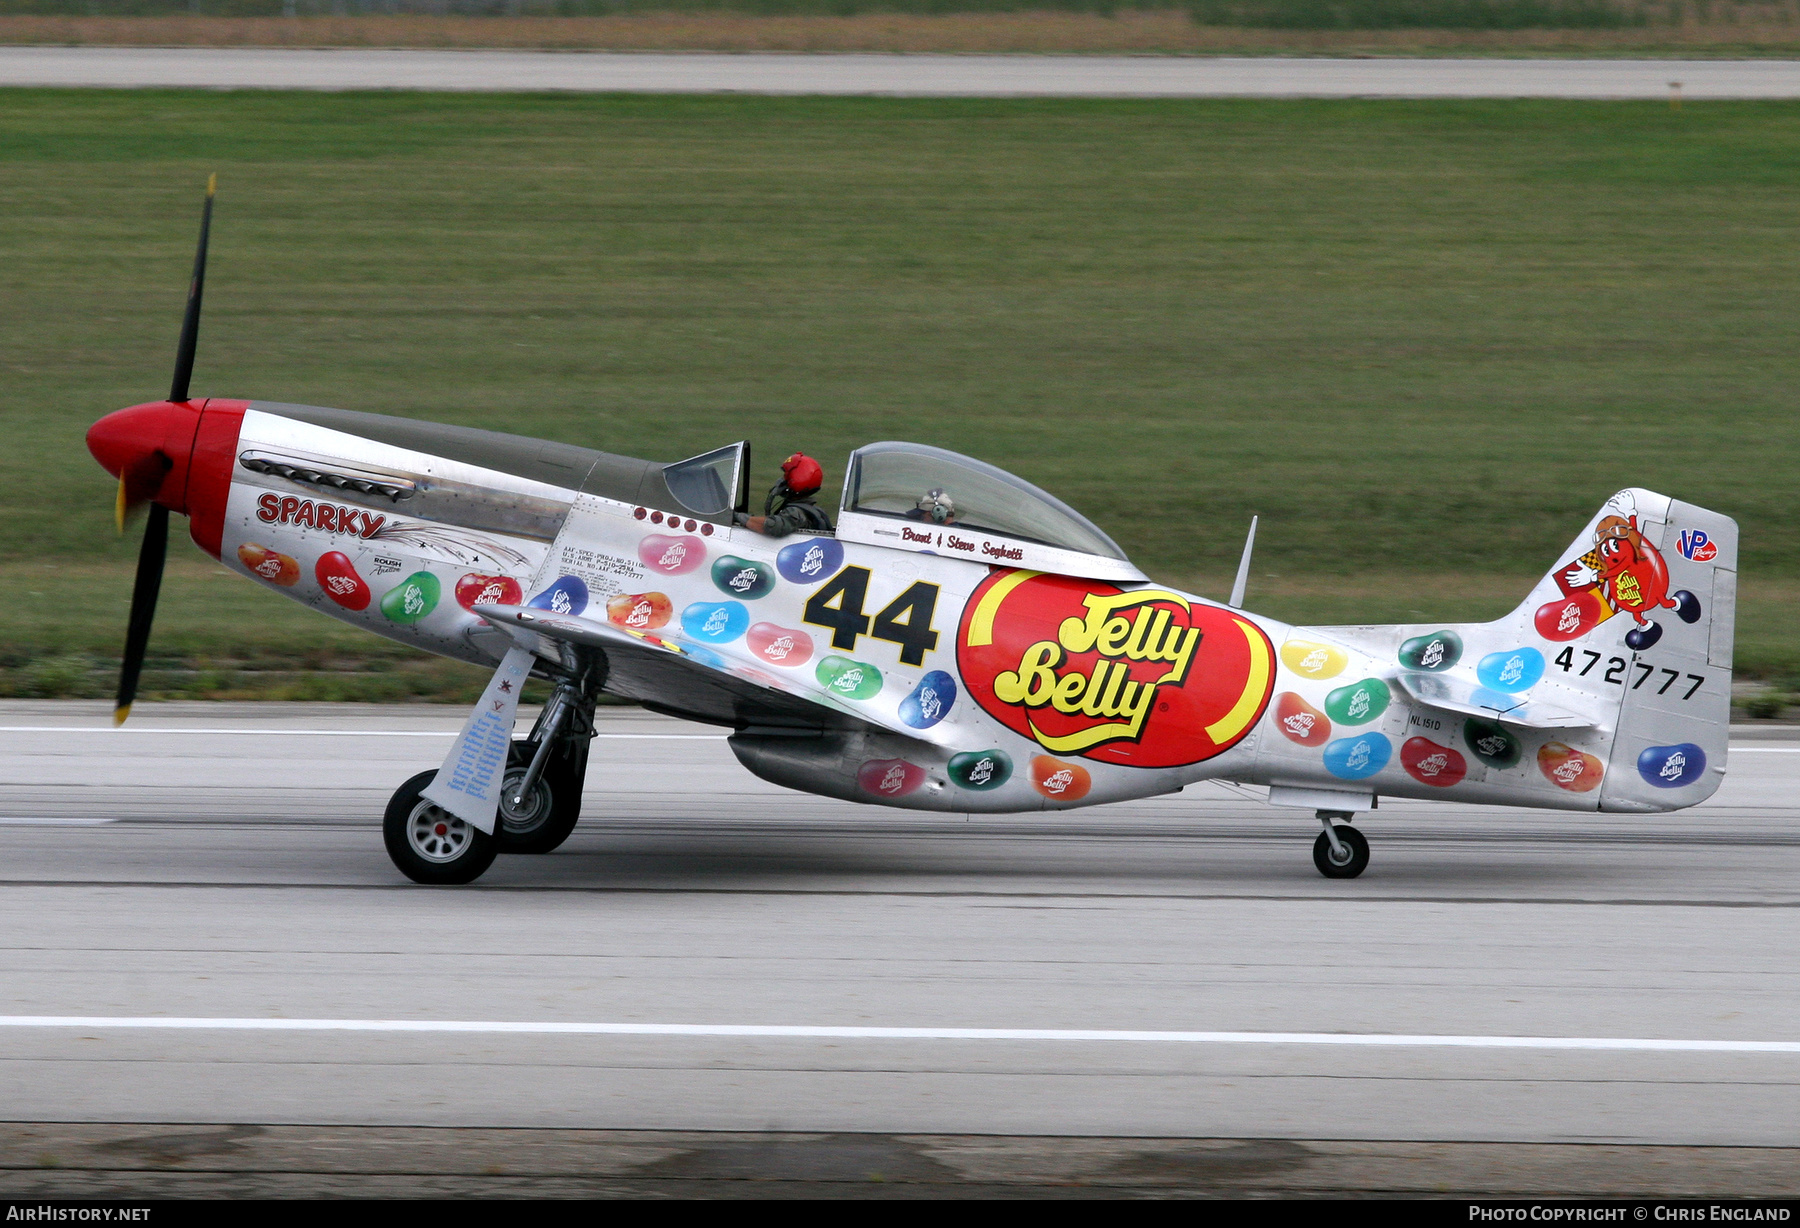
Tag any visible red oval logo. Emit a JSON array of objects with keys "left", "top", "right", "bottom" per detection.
[{"left": 956, "top": 570, "right": 1273, "bottom": 769}]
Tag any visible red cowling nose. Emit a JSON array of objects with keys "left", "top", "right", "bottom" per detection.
[{"left": 87, "top": 400, "right": 203, "bottom": 516}]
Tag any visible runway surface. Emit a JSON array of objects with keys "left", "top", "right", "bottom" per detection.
[
  {"left": 2, "top": 699, "right": 1799, "bottom": 1194},
  {"left": 4, "top": 47, "right": 1800, "bottom": 97}
]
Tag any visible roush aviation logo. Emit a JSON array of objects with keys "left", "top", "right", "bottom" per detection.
[{"left": 956, "top": 570, "right": 1275, "bottom": 768}]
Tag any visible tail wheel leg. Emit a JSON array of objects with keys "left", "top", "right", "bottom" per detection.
[{"left": 1313, "top": 810, "right": 1370, "bottom": 879}]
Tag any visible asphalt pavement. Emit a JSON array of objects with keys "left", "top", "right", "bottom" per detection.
[
  {"left": 2, "top": 700, "right": 1798, "bottom": 1195},
  {"left": 3, "top": 47, "right": 1800, "bottom": 97}
]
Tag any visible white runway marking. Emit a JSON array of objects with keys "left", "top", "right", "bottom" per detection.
[
  {"left": 4, "top": 48, "right": 1800, "bottom": 99},
  {"left": 0, "top": 726, "right": 724, "bottom": 739},
  {"left": 2, "top": 1016, "right": 1798, "bottom": 1052}
]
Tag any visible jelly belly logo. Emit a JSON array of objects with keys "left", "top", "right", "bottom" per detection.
[
  {"left": 956, "top": 570, "right": 1274, "bottom": 769},
  {"left": 1677, "top": 530, "right": 1717, "bottom": 562}
]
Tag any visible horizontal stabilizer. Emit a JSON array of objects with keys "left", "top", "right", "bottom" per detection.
[{"left": 1394, "top": 672, "right": 1597, "bottom": 730}]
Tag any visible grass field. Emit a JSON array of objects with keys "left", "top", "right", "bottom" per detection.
[
  {"left": 10, "top": 11, "right": 1800, "bottom": 54},
  {"left": 4, "top": 90, "right": 1797, "bottom": 704}
]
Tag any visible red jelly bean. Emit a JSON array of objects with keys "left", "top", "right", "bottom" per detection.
[
  {"left": 454, "top": 573, "right": 523, "bottom": 613},
  {"left": 858, "top": 759, "right": 926, "bottom": 798},
  {"left": 1535, "top": 591, "right": 1605, "bottom": 642},
  {"left": 746, "top": 622, "right": 813, "bottom": 668},
  {"left": 315, "top": 551, "right": 371, "bottom": 611},
  {"left": 1401, "top": 736, "right": 1467, "bottom": 787}
]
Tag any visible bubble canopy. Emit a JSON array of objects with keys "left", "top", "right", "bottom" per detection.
[{"left": 841, "top": 442, "right": 1136, "bottom": 576}]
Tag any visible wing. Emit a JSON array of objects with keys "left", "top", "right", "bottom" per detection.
[{"left": 478, "top": 605, "right": 875, "bottom": 733}]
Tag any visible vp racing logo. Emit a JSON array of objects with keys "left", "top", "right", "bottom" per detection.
[{"left": 956, "top": 570, "right": 1275, "bottom": 769}]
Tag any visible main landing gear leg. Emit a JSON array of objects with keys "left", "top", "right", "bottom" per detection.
[
  {"left": 1313, "top": 810, "right": 1370, "bottom": 879},
  {"left": 497, "top": 655, "right": 602, "bottom": 856}
]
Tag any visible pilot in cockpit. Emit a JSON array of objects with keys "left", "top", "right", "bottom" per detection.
[
  {"left": 906, "top": 487, "right": 956, "bottom": 526},
  {"left": 738, "top": 453, "right": 834, "bottom": 537}
]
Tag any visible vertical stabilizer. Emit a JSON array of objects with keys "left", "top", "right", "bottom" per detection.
[{"left": 1509, "top": 488, "right": 1735, "bottom": 812}]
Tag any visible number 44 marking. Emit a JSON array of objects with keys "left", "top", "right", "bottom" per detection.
[
  {"left": 1553, "top": 647, "right": 1704, "bottom": 700},
  {"left": 804, "top": 567, "right": 941, "bottom": 666}
]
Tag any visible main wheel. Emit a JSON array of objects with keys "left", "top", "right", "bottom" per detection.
[
  {"left": 494, "top": 738, "right": 585, "bottom": 855},
  {"left": 1312, "top": 824, "right": 1370, "bottom": 879},
  {"left": 383, "top": 769, "right": 499, "bottom": 885}
]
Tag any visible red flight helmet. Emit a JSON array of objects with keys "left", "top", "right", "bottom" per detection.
[{"left": 780, "top": 453, "right": 824, "bottom": 497}]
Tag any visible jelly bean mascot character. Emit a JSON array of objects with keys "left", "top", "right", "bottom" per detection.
[
  {"left": 1556, "top": 514, "right": 1698, "bottom": 650},
  {"left": 738, "top": 453, "right": 832, "bottom": 537}
]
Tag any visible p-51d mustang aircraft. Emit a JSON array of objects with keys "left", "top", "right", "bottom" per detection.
[{"left": 86, "top": 184, "right": 1740, "bottom": 884}]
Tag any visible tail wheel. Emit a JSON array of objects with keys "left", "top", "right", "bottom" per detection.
[
  {"left": 1313, "top": 824, "right": 1370, "bottom": 879},
  {"left": 495, "top": 738, "right": 585, "bottom": 855},
  {"left": 383, "top": 770, "right": 499, "bottom": 885}
]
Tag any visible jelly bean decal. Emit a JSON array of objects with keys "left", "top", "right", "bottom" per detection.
[
  {"left": 777, "top": 537, "right": 843, "bottom": 585},
  {"left": 1637, "top": 742, "right": 1706, "bottom": 789},
  {"left": 1545, "top": 498, "right": 1693, "bottom": 655},
  {"left": 454, "top": 572, "right": 522, "bottom": 613},
  {"left": 380, "top": 571, "right": 441, "bottom": 625},
  {"left": 1031, "top": 755, "right": 1092, "bottom": 801},
  {"left": 682, "top": 643, "right": 726, "bottom": 670},
  {"left": 1323, "top": 732, "right": 1391, "bottom": 781},
  {"left": 606, "top": 591, "right": 673, "bottom": 631},
  {"left": 1398, "top": 631, "right": 1462, "bottom": 672},
  {"left": 1538, "top": 741, "right": 1603, "bottom": 793},
  {"left": 958, "top": 570, "right": 1273, "bottom": 769},
  {"left": 680, "top": 600, "right": 750, "bottom": 645},
  {"left": 1274, "top": 693, "right": 1330, "bottom": 747},
  {"left": 711, "top": 556, "right": 775, "bottom": 600},
  {"left": 638, "top": 533, "right": 706, "bottom": 576},
  {"left": 858, "top": 758, "right": 925, "bottom": 798},
  {"left": 1324, "top": 678, "right": 1389, "bottom": 726},
  {"left": 746, "top": 621, "right": 813, "bottom": 667},
  {"left": 949, "top": 749, "right": 1013, "bottom": 791},
  {"left": 237, "top": 543, "right": 299, "bottom": 587},
  {"left": 1401, "top": 736, "right": 1467, "bottom": 787},
  {"left": 527, "top": 575, "right": 588, "bottom": 618},
  {"left": 816, "top": 655, "right": 883, "bottom": 700},
  {"left": 1279, "top": 639, "right": 1347, "bottom": 681},
  {"left": 1477, "top": 648, "right": 1545, "bottom": 694},
  {"left": 899, "top": 671, "right": 958, "bottom": 729},
  {"left": 314, "top": 551, "right": 370, "bottom": 611},
  {"left": 1534, "top": 591, "right": 1606, "bottom": 643},
  {"left": 1463, "top": 718, "right": 1521, "bottom": 769}
]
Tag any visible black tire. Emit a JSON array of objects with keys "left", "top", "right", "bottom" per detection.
[
  {"left": 495, "top": 737, "right": 586, "bottom": 855},
  {"left": 1312, "top": 824, "right": 1370, "bottom": 879},
  {"left": 383, "top": 769, "right": 500, "bottom": 885}
]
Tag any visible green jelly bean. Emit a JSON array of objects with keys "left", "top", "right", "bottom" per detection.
[
  {"left": 1399, "top": 630, "right": 1462, "bottom": 672},
  {"left": 1463, "top": 718, "right": 1521, "bottom": 769},
  {"left": 380, "top": 571, "right": 441, "bottom": 625},
  {"left": 949, "top": 749, "right": 1012, "bottom": 791},
  {"left": 815, "top": 655, "right": 883, "bottom": 700},
  {"left": 710, "top": 555, "right": 775, "bottom": 600},
  {"left": 1325, "top": 678, "right": 1390, "bottom": 726}
]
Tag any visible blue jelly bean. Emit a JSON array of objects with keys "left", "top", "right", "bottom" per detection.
[
  {"left": 776, "top": 537, "right": 843, "bottom": 585},
  {"left": 526, "top": 575, "right": 588, "bottom": 618},
  {"left": 1637, "top": 742, "right": 1706, "bottom": 788},
  {"left": 898, "top": 671, "right": 957, "bottom": 729},
  {"left": 1323, "top": 733, "right": 1391, "bottom": 781},
  {"left": 1477, "top": 647, "right": 1545, "bottom": 694},
  {"left": 680, "top": 600, "right": 750, "bottom": 644}
]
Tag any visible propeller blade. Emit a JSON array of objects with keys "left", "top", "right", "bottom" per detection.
[
  {"left": 114, "top": 503, "right": 169, "bottom": 726},
  {"left": 168, "top": 173, "right": 217, "bottom": 404}
]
